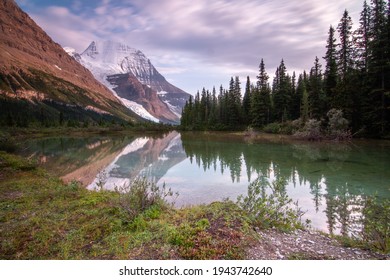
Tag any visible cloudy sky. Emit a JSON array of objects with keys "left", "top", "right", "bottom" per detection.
[{"left": 16, "top": 0, "right": 363, "bottom": 95}]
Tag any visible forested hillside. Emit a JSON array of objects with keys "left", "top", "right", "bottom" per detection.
[{"left": 181, "top": 0, "right": 390, "bottom": 138}]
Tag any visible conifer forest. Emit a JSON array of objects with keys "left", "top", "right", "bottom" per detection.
[{"left": 180, "top": 0, "right": 390, "bottom": 138}]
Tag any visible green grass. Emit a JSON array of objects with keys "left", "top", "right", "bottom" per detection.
[
  {"left": 0, "top": 152, "right": 252, "bottom": 259},
  {"left": 2, "top": 151, "right": 387, "bottom": 259}
]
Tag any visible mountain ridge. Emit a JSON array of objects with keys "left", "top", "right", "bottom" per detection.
[
  {"left": 72, "top": 40, "right": 190, "bottom": 123},
  {"left": 0, "top": 0, "right": 141, "bottom": 125}
]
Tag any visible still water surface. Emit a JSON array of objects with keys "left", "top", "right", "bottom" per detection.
[{"left": 18, "top": 131, "right": 390, "bottom": 235}]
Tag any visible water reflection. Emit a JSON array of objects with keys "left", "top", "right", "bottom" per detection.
[
  {"left": 179, "top": 133, "right": 390, "bottom": 235},
  {"left": 21, "top": 136, "right": 132, "bottom": 186},
  {"left": 20, "top": 132, "right": 390, "bottom": 235},
  {"left": 87, "top": 131, "right": 186, "bottom": 191}
]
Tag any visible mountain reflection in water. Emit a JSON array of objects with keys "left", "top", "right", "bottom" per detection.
[{"left": 19, "top": 132, "right": 390, "bottom": 236}]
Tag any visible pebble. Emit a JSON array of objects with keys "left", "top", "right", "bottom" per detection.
[
  {"left": 276, "top": 249, "right": 284, "bottom": 259},
  {"left": 246, "top": 228, "right": 387, "bottom": 260}
]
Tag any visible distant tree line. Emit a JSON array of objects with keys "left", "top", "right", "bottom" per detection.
[
  {"left": 0, "top": 98, "right": 129, "bottom": 128},
  {"left": 180, "top": 0, "right": 390, "bottom": 137}
]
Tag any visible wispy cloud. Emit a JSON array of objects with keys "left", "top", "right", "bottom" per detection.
[{"left": 17, "top": 0, "right": 362, "bottom": 93}]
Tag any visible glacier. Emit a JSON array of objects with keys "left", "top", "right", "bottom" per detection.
[{"left": 64, "top": 40, "right": 190, "bottom": 123}]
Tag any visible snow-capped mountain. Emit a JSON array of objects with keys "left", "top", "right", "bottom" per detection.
[
  {"left": 0, "top": 1, "right": 139, "bottom": 126},
  {"left": 87, "top": 131, "right": 186, "bottom": 191},
  {"left": 67, "top": 41, "right": 190, "bottom": 123}
]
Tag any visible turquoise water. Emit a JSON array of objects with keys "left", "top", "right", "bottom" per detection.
[{"left": 19, "top": 131, "right": 390, "bottom": 235}]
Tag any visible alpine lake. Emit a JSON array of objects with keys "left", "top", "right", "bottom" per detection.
[{"left": 17, "top": 131, "right": 390, "bottom": 236}]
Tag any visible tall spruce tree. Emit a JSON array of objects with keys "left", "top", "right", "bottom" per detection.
[
  {"left": 366, "top": 0, "right": 389, "bottom": 135},
  {"left": 242, "top": 76, "right": 252, "bottom": 125},
  {"left": 297, "top": 72, "right": 310, "bottom": 123},
  {"left": 301, "top": 85, "right": 310, "bottom": 124},
  {"left": 348, "top": 1, "right": 373, "bottom": 132},
  {"left": 324, "top": 26, "right": 338, "bottom": 108},
  {"left": 227, "top": 77, "right": 241, "bottom": 127},
  {"left": 272, "top": 59, "right": 291, "bottom": 122},
  {"left": 337, "top": 10, "right": 354, "bottom": 79},
  {"left": 251, "top": 59, "right": 271, "bottom": 126},
  {"left": 354, "top": 1, "right": 372, "bottom": 72},
  {"left": 336, "top": 10, "right": 355, "bottom": 122},
  {"left": 308, "top": 57, "right": 325, "bottom": 119},
  {"left": 208, "top": 86, "right": 218, "bottom": 126}
]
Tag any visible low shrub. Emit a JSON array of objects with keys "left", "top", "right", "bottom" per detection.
[
  {"left": 263, "top": 123, "right": 281, "bottom": 134},
  {"left": 361, "top": 196, "right": 390, "bottom": 253},
  {"left": 293, "top": 119, "right": 323, "bottom": 140},
  {"left": 326, "top": 109, "right": 351, "bottom": 140},
  {"left": 293, "top": 109, "right": 352, "bottom": 141},
  {"left": 237, "top": 176, "right": 305, "bottom": 231},
  {"left": 114, "top": 177, "right": 178, "bottom": 221}
]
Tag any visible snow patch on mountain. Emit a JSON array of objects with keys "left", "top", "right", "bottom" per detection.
[
  {"left": 63, "top": 47, "right": 76, "bottom": 56},
  {"left": 66, "top": 42, "right": 158, "bottom": 122},
  {"left": 120, "top": 99, "right": 160, "bottom": 123},
  {"left": 165, "top": 101, "right": 182, "bottom": 118},
  {"left": 65, "top": 41, "right": 189, "bottom": 122},
  {"left": 97, "top": 71, "right": 159, "bottom": 122},
  {"left": 80, "top": 41, "right": 145, "bottom": 77}
]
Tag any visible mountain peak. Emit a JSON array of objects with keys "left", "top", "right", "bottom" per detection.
[
  {"left": 0, "top": 0, "right": 140, "bottom": 125},
  {"left": 81, "top": 40, "right": 140, "bottom": 66},
  {"left": 82, "top": 41, "right": 98, "bottom": 57},
  {"left": 77, "top": 40, "right": 190, "bottom": 122}
]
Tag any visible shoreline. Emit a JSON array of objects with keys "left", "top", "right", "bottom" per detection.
[{"left": 1, "top": 151, "right": 388, "bottom": 260}]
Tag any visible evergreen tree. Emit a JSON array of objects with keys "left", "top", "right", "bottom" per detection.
[
  {"left": 208, "top": 86, "right": 218, "bottom": 127},
  {"left": 194, "top": 90, "right": 202, "bottom": 129},
  {"left": 290, "top": 71, "right": 301, "bottom": 120},
  {"left": 242, "top": 76, "right": 252, "bottom": 125},
  {"left": 366, "top": 0, "right": 389, "bottom": 135},
  {"left": 337, "top": 9, "right": 354, "bottom": 79},
  {"left": 302, "top": 87, "right": 310, "bottom": 124},
  {"left": 218, "top": 85, "right": 228, "bottom": 126},
  {"left": 272, "top": 59, "right": 291, "bottom": 122},
  {"left": 352, "top": 1, "right": 373, "bottom": 133},
  {"left": 6, "top": 111, "right": 15, "bottom": 126},
  {"left": 354, "top": 1, "right": 372, "bottom": 72},
  {"left": 227, "top": 76, "right": 242, "bottom": 127},
  {"left": 180, "top": 1, "right": 390, "bottom": 135},
  {"left": 59, "top": 111, "right": 64, "bottom": 126},
  {"left": 336, "top": 10, "right": 355, "bottom": 122},
  {"left": 308, "top": 57, "right": 325, "bottom": 119},
  {"left": 257, "top": 58, "right": 269, "bottom": 89},
  {"left": 295, "top": 73, "right": 305, "bottom": 120},
  {"left": 368, "top": 0, "right": 388, "bottom": 88},
  {"left": 324, "top": 26, "right": 339, "bottom": 108},
  {"left": 251, "top": 59, "right": 271, "bottom": 126}
]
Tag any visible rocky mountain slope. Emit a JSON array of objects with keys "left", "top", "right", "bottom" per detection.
[
  {"left": 0, "top": 0, "right": 141, "bottom": 126},
  {"left": 71, "top": 40, "right": 190, "bottom": 123}
]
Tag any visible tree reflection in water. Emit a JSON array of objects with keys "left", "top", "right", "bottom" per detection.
[{"left": 181, "top": 133, "right": 390, "bottom": 236}]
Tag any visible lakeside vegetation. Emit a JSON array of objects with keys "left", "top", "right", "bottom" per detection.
[
  {"left": 1, "top": 150, "right": 389, "bottom": 259},
  {"left": 181, "top": 1, "right": 390, "bottom": 139},
  {"left": 0, "top": 151, "right": 254, "bottom": 259}
]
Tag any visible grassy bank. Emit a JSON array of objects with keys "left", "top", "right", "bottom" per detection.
[
  {"left": 1, "top": 151, "right": 388, "bottom": 259},
  {"left": 0, "top": 151, "right": 253, "bottom": 259}
]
